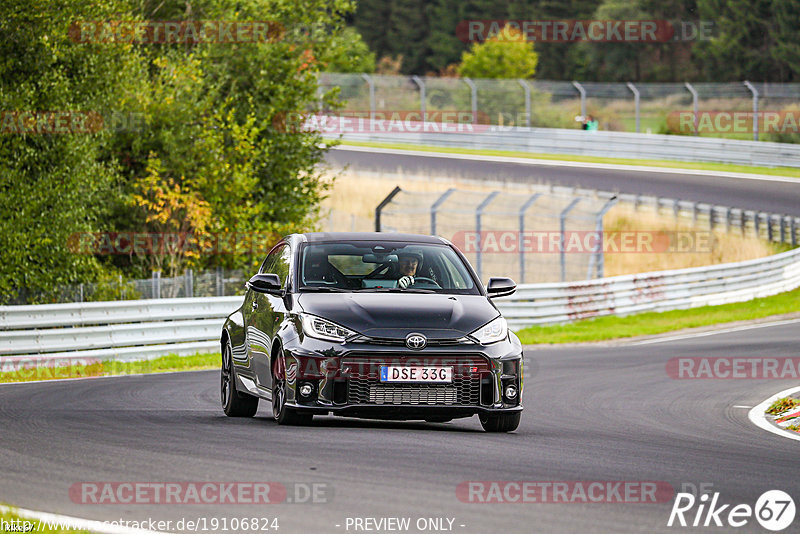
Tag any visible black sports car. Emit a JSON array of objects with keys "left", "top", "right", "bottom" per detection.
[{"left": 220, "top": 232, "right": 523, "bottom": 432}]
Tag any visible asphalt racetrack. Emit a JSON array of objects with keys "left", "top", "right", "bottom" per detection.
[
  {"left": 1, "top": 321, "right": 797, "bottom": 533},
  {"left": 325, "top": 147, "right": 800, "bottom": 217}
]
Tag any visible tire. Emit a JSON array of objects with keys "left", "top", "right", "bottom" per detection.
[
  {"left": 272, "top": 350, "right": 313, "bottom": 426},
  {"left": 221, "top": 340, "right": 258, "bottom": 417},
  {"left": 479, "top": 412, "right": 521, "bottom": 432}
]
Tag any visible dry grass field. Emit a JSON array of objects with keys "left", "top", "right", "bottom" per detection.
[{"left": 320, "top": 170, "right": 778, "bottom": 278}]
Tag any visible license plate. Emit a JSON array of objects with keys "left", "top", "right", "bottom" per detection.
[{"left": 380, "top": 366, "right": 452, "bottom": 383}]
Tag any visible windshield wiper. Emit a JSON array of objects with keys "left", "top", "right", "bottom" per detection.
[
  {"left": 354, "top": 287, "right": 435, "bottom": 294},
  {"left": 299, "top": 286, "right": 350, "bottom": 292}
]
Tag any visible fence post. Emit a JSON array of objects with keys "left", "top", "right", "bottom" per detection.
[
  {"left": 792, "top": 217, "right": 798, "bottom": 247},
  {"left": 152, "top": 271, "right": 160, "bottom": 299},
  {"left": 518, "top": 193, "right": 541, "bottom": 284},
  {"left": 780, "top": 215, "right": 787, "bottom": 244},
  {"left": 589, "top": 196, "right": 618, "bottom": 279},
  {"left": 361, "top": 74, "right": 375, "bottom": 120},
  {"left": 560, "top": 198, "right": 582, "bottom": 282},
  {"left": 572, "top": 81, "right": 586, "bottom": 118},
  {"left": 626, "top": 82, "right": 640, "bottom": 133},
  {"left": 743, "top": 80, "right": 759, "bottom": 142},
  {"left": 517, "top": 79, "right": 531, "bottom": 127},
  {"left": 411, "top": 75, "right": 426, "bottom": 120},
  {"left": 185, "top": 268, "right": 193, "bottom": 298},
  {"left": 375, "top": 186, "right": 402, "bottom": 232},
  {"left": 430, "top": 188, "right": 456, "bottom": 235},
  {"left": 475, "top": 191, "right": 499, "bottom": 282},
  {"left": 767, "top": 214, "right": 773, "bottom": 242},
  {"left": 753, "top": 211, "right": 760, "bottom": 239},
  {"left": 463, "top": 78, "right": 478, "bottom": 123},
  {"left": 685, "top": 82, "right": 699, "bottom": 135}
]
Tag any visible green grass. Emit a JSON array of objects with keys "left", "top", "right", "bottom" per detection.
[
  {"left": 0, "top": 352, "right": 219, "bottom": 384},
  {"left": 0, "top": 505, "right": 90, "bottom": 533},
  {"left": 767, "top": 397, "right": 800, "bottom": 415},
  {"left": 334, "top": 139, "right": 800, "bottom": 178},
  {"left": 516, "top": 286, "right": 800, "bottom": 344}
]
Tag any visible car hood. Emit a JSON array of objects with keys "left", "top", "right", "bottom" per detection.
[{"left": 296, "top": 292, "right": 498, "bottom": 339}]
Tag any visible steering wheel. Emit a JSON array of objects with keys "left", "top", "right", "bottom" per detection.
[{"left": 411, "top": 276, "right": 441, "bottom": 288}]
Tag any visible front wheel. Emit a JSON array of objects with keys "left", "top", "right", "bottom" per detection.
[
  {"left": 272, "top": 350, "right": 313, "bottom": 426},
  {"left": 221, "top": 340, "right": 258, "bottom": 417},
  {"left": 479, "top": 412, "right": 520, "bottom": 432}
]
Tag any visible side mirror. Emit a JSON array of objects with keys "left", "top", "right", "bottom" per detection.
[
  {"left": 247, "top": 273, "right": 282, "bottom": 294},
  {"left": 487, "top": 277, "right": 516, "bottom": 298}
]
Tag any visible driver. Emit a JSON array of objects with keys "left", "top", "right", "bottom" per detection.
[{"left": 396, "top": 249, "right": 423, "bottom": 289}]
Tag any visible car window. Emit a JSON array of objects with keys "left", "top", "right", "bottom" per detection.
[
  {"left": 299, "top": 242, "right": 479, "bottom": 294},
  {"left": 260, "top": 243, "right": 290, "bottom": 287}
]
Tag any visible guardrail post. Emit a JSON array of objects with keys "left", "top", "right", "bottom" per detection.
[
  {"left": 463, "top": 78, "right": 478, "bottom": 123},
  {"left": 726, "top": 207, "right": 733, "bottom": 233},
  {"left": 152, "top": 271, "right": 161, "bottom": 299},
  {"left": 626, "top": 82, "right": 640, "bottom": 133},
  {"left": 411, "top": 75, "right": 426, "bottom": 121},
  {"left": 692, "top": 201, "right": 699, "bottom": 225},
  {"left": 673, "top": 199, "right": 680, "bottom": 220},
  {"left": 475, "top": 191, "right": 500, "bottom": 281},
  {"left": 589, "top": 196, "right": 618, "bottom": 279},
  {"left": 792, "top": 217, "right": 798, "bottom": 247},
  {"left": 560, "top": 198, "right": 582, "bottom": 282},
  {"left": 431, "top": 188, "right": 456, "bottom": 235},
  {"left": 685, "top": 82, "right": 699, "bottom": 135},
  {"left": 709, "top": 206, "right": 716, "bottom": 230},
  {"left": 79, "top": 283, "right": 84, "bottom": 303},
  {"left": 743, "top": 81, "right": 759, "bottom": 142},
  {"left": 572, "top": 81, "right": 586, "bottom": 118},
  {"left": 517, "top": 79, "right": 531, "bottom": 127},
  {"left": 518, "top": 193, "right": 541, "bottom": 284},
  {"left": 185, "top": 268, "right": 193, "bottom": 298},
  {"left": 375, "top": 186, "right": 402, "bottom": 232},
  {"left": 361, "top": 74, "right": 376, "bottom": 120},
  {"left": 215, "top": 267, "right": 223, "bottom": 297}
]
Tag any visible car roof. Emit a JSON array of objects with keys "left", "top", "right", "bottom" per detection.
[{"left": 297, "top": 232, "right": 448, "bottom": 244}]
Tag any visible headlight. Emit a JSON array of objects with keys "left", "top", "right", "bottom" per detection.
[
  {"left": 300, "top": 313, "right": 356, "bottom": 342},
  {"left": 470, "top": 316, "right": 508, "bottom": 345}
]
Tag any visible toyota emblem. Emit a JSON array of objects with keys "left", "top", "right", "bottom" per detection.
[{"left": 405, "top": 333, "right": 427, "bottom": 350}]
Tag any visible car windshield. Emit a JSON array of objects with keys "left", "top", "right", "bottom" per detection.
[{"left": 298, "top": 241, "right": 480, "bottom": 295}]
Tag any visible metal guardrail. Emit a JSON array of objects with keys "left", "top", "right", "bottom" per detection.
[
  {"left": 496, "top": 246, "right": 800, "bottom": 329},
  {"left": 332, "top": 122, "right": 800, "bottom": 168},
  {"left": 0, "top": 297, "right": 242, "bottom": 361},
  {"left": 1, "top": 247, "right": 798, "bottom": 358}
]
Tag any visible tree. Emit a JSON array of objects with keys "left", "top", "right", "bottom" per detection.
[{"left": 457, "top": 26, "right": 538, "bottom": 79}]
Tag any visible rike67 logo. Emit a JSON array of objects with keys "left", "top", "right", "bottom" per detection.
[{"left": 668, "top": 490, "right": 795, "bottom": 531}]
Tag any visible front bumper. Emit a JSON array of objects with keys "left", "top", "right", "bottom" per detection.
[{"left": 281, "top": 335, "right": 523, "bottom": 420}]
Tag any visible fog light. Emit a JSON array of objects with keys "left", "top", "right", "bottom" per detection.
[
  {"left": 299, "top": 383, "right": 313, "bottom": 397},
  {"left": 504, "top": 385, "right": 517, "bottom": 400}
]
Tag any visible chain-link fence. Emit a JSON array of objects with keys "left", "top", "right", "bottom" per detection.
[
  {"left": 9, "top": 268, "right": 248, "bottom": 305},
  {"left": 319, "top": 73, "right": 800, "bottom": 141},
  {"left": 376, "top": 186, "right": 615, "bottom": 283}
]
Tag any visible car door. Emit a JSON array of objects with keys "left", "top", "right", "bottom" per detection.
[{"left": 250, "top": 242, "right": 292, "bottom": 391}]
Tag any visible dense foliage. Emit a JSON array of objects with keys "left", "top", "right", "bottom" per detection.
[{"left": 0, "top": 0, "right": 371, "bottom": 303}]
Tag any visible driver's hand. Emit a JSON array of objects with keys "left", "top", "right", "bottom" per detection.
[{"left": 398, "top": 275, "right": 414, "bottom": 289}]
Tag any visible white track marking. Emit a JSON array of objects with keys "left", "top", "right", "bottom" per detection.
[
  {"left": 629, "top": 318, "right": 800, "bottom": 345},
  {"left": 332, "top": 145, "right": 800, "bottom": 184},
  {"left": 0, "top": 504, "right": 166, "bottom": 534}
]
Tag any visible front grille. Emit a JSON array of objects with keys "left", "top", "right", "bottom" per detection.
[{"left": 342, "top": 354, "right": 489, "bottom": 406}]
